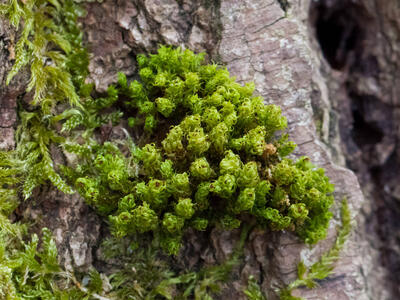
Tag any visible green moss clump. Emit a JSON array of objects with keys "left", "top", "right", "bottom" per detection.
[{"left": 65, "top": 46, "right": 334, "bottom": 255}]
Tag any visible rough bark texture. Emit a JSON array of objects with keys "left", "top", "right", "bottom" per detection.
[
  {"left": 1, "top": 0, "right": 399, "bottom": 299},
  {"left": 309, "top": 0, "right": 400, "bottom": 298}
]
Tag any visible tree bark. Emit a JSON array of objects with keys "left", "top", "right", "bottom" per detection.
[{"left": 1, "top": 0, "right": 399, "bottom": 299}]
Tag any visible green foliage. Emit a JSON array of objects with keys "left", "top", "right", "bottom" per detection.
[
  {"left": 0, "top": 148, "right": 96, "bottom": 298},
  {"left": 96, "top": 236, "right": 176, "bottom": 299},
  {"left": 58, "top": 84, "right": 122, "bottom": 136},
  {"left": 87, "top": 270, "right": 102, "bottom": 294},
  {"left": 279, "top": 198, "right": 352, "bottom": 299},
  {"left": 153, "top": 223, "right": 252, "bottom": 300},
  {"left": 0, "top": 224, "right": 88, "bottom": 299},
  {"left": 0, "top": 0, "right": 84, "bottom": 109},
  {"left": 155, "top": 258, "right": 237, "bottom": 300},
  {"left": 0, "top": 0, "right": 109, "bottom": 298},
  {"left": 0, "top": 151, "right": 22, "bottom": 222},
  {"left": 244, "top": 276, "right": 267, "bottom": 300},
  {"left": 15, "top": 111, "right": 74, "bottom": 199},
  {"left": 91, "top": 226, "right": 250, "bottom": 300},
  {"left": 66, "top": 46, "right": 334, "bottom": 255},
  {"left": 0, "top": 0, "right": 91, "bottom": 200},
  {"left": 242, "top": 199, "right": 352, "bottom": 300}
]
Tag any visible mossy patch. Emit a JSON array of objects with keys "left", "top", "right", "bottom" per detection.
[{"left": 0, "top": 0, "right": 349, "bottom": 298}]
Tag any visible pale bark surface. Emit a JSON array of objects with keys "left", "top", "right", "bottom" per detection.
[{"left": 1, "top": 0, "right": 399, "bottom": 299}]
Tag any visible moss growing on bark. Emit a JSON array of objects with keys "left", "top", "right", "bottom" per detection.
[
  {"left": 0, "top": 0, "right": 348, "bottom": 298},
  {"left": 61, "top": 46, "right": 335, "bottom": 255}
]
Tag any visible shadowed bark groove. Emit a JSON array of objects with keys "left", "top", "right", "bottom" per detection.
[{"left": 310, "top": 0, "right": 400, "bottom": 298}]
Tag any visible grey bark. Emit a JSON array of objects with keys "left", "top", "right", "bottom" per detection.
[{"left": 1, "top": 0, "right": 399, "bottom": 299}]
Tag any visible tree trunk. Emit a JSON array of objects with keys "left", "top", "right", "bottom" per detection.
[{"left": 1, "top": 0, "right": 399, "bottom": 299}]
